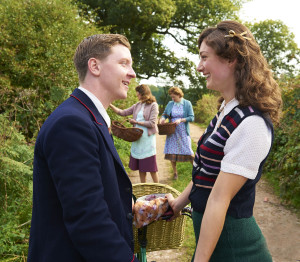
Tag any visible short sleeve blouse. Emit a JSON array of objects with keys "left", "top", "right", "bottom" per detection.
[{"left": 212, "top": 99, "right": 272, "bottom": 180}]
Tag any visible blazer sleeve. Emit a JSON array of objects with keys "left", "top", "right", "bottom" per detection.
[
  {"left": 142, "top": 102, "right": 158, "bottom": 128},
  {"left": 43, "top": 115, "right": 138, "bottom": 262}
]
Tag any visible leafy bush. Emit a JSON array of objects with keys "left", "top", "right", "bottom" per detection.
[
  {"left": 0, "top": 0, "right": 99, "bottom": 140},
  {"left": 0, "top": 115, "right": 33, "bottom": 260},
  {"left": 194, "top": 93, "right": 219, "bottom": 125},
  {"left": 265, "top": 77, "right": 300, "bottom": 209}
]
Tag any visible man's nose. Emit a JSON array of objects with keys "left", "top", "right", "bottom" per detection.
[{"left": 129, "top": 67, "right": 136, "bottom": 78}]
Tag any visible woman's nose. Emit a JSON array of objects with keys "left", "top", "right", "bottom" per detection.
[{"left": 197, "top": 63, "right": 204, "bottom": 72}]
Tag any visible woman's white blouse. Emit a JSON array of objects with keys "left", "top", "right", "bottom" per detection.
[{"left": 212, "top": 99, "right": 272, "bottom": 180}]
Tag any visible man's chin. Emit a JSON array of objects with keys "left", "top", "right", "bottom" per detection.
[{"left": 118, "top": 92, "right": 128, "bottom": 100}]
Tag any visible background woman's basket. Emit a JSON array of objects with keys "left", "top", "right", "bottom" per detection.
[
  {"left": 132, "top": 183, "right": 187, "bottom": 253},
  {"left": 157, "top": 114, "right": 176, "bottom": 135},
  {"left": 111, "top": 120, "right": 143, "bottom": 142}
]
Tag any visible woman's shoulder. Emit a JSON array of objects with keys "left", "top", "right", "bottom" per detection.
[{"left": 182, "top": 98, "right": 192, "bottom": 104}]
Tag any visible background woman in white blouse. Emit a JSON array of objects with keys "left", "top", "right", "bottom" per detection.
[
  {"left": 110, "top": 84, "right": 159, "bottom": 183},
  {"left": 166, "top": 20, "right": 282, "bottom": 262}
]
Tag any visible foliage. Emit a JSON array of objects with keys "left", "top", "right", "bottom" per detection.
[
  {"left": 248, "top": 20, "right": 300, "bottom": 77},
  {"left": 75, "top": 0, "right": 244, "bottom": 82},
  {"left": 0, "top": 0, "right": 100, "bottom": 140},
  {"left": 0, "top": 115, "right": 33, "bottom": 260},
  {"left": 194, "top": 93, "right": 219, "bottom": 125},
  {"left": 264, "top": 76, "right": 300, "bottom": 208}
]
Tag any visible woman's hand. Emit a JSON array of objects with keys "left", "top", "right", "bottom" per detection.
[
  {"left": 109, "top": 103, "right": 119, "bottom": 113},
  {"left": 129, "top": 119, "right": 137, "bottom": 125},
  {"left": 164, "top": 193, "right": 182, "bottom": 221},
  {"left": 174, "top": 119, "right": 181, "bottom": 125},
  {"left": 159, "top": 118, "right": 166, "bottom": 124},
  {"left": 174, "top": 118, "right": 185, "bottom": 125}
]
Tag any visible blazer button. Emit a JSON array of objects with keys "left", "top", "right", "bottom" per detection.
[{"left": 127, "top": 213, "right": 133, "bottom": 220}]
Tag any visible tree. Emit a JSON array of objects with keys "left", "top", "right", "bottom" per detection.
[
  {"left": 0, "top": 0, "right": 100, "bottom": 140},
  {"left": 248, "top": 20, "right": 300, "bottom": 77},
  {"left": 76, "top": 0, "right": 245, "bottom": 82}
]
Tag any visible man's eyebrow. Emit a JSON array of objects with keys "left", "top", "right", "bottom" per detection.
[{"left": 199, "top": 51, "right": 208, "bottom": 56}]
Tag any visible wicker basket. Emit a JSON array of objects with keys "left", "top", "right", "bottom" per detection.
[
  {"left": 132, "top": 183, "right": 187, "bottom": 253},
  {"left": 111, "top": 120, "right": 143, "bottom": 142},
  {"left": 157, "top": 114, "right": 176, "bottom": 135}
]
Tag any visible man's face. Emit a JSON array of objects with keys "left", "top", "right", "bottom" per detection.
[{"left": 98, "top": 44, "right": 136, "bottom": 102}]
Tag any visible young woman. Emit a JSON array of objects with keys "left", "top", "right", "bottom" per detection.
[
  {"left": 166, "top": 20, "right": 282, "bottom": 262},
  {"left": 110, "top": 84, "right": 159, "bottom": 183},
  {"left": 160, "top": 87, "right": 194, "bottom": 179}
]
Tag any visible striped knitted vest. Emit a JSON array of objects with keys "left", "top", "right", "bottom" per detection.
[{"left": 190, "top": 105, "right": 273, "bottom": 218}]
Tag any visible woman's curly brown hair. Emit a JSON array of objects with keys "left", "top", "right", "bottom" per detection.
[
  {"left": 135, "top": 84, "right": 156, "bottom": 104},
  {"left": 198, "top": 20, "right": 282, "bottom": 125}
]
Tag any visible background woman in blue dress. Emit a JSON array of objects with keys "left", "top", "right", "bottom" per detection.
[
  {"left": 159, "top": 87, "right": 194, "bottom": 180},
  {"left": 110, "top": 84, "right": 159, "bottom": 183}
]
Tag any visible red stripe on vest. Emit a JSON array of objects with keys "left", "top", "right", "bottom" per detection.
[
  {"left": 70, "top": 95, "right": 103, "bottom": 125},
  {"left": 195, "top": 175, "right": 216, "bottom": 182},
  {"left": 200, "top": 144, "right": 224, "bottom": 156},
  {"left": 225, "top": 115, "right": 237, "bottom": 128}
]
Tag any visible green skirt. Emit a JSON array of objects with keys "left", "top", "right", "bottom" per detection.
[{"left": 191, "top": 211, "right": 272, "bottom": 262}]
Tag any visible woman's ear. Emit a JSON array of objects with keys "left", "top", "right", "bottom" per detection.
[
  {"left": 87, "top": 58, "right": 101, "bottom": 77},
  {"left": 228, "top": 58, "right": 237, "bottom": 68}
]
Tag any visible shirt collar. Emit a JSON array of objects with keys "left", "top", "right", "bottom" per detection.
[
  {"left": 174, "top": 98, "right": 184, "bottom": 105},
  {"left": 219, "top": 98, "right": 239, "bottom": 116},
  {"left": 78, "top": 86, "right": 111, "bottom": 128}
]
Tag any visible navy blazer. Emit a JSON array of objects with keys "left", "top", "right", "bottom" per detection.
[{"left": 28, "top": 88, "right": 139, "bottom": 262}]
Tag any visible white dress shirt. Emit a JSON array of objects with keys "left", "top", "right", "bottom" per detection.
[{"left": 78, "top": 87, "right": 111, "bottom": 128}]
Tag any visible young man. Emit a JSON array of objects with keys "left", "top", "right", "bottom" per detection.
[{"left": 27, "top": 34, "right": 139, "bottom": 262}]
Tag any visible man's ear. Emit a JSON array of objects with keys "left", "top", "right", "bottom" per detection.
[{"left": 88, "top": 58, "right": 101, "bottom": 76}]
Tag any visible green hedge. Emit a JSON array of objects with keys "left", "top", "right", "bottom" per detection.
[
  {"left": 0, "top": 115, "right": 33, "bottom": 260},
  {"left": 264, "top": 77, "right": 300, "bottom": 209}
]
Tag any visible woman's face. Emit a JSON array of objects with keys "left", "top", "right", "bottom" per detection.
[
  {"left": 136, "top": 91, "right": 142, "bottom": 100},
  {"left": 170, "top": 93, "right": 181, "bottom": 102},
  {"left": 196, "top": 41, "right": 236, "bottom": 97}
]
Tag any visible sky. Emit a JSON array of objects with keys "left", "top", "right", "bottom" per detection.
[
  {"left": 240, "top": 0, "right": 300, "bottom": 45},
  {"left": 140, "top": 0, "right": 300, "bottom": 87}
]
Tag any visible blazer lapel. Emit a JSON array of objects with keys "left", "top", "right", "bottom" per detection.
[{"left": 70, "top": 89, "right": 127, "bottom": 175}]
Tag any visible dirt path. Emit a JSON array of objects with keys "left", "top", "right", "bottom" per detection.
[{"left": 128, "top": 123, "right": 300, "bottom": 262}]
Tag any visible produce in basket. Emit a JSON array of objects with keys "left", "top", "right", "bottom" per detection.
[{"left": 133, "top": 194, "right": 169, "bottom": 228}]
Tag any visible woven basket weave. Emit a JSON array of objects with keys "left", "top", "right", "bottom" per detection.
[
  {"left": 132, "top": 183, "right": 186, "bottom": 253},
  {"left": 111, "top": 120, "right": 143, "bottom": 142},
  {"left": 157, "top": 114, "right": 176, "bottom": 135}
]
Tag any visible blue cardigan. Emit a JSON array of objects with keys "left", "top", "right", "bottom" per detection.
[{"left": 162, "top": 98, "right": 194, "bottom": 136}]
